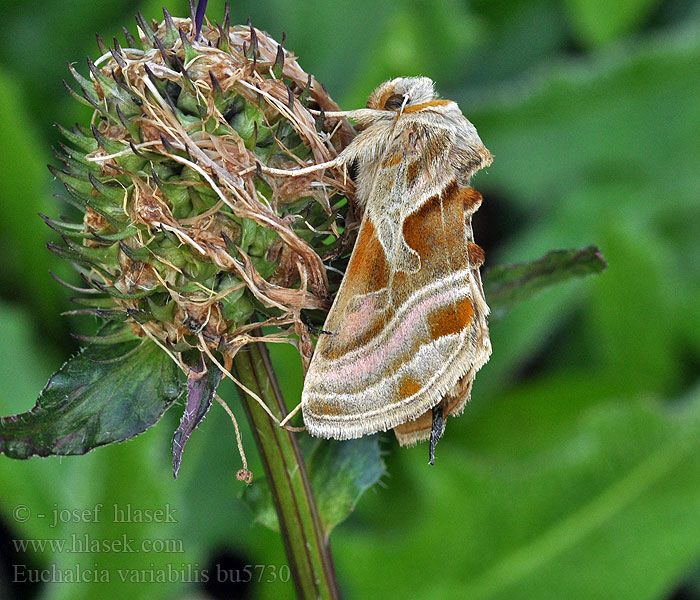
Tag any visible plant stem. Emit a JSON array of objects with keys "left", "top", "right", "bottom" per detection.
[{"left": 232, "top": 339, "right": 340, "bottom": 600}]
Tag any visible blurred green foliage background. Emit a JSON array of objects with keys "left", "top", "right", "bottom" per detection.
[{"left": 1, "top": 0, "right": 700, "bottom": 599}]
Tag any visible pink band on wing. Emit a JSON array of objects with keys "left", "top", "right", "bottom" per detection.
[{"left": 323, "top": 285, "right": 468, "bottom": 383}]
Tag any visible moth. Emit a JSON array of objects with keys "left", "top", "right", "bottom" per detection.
[{"left": 300, "top": 77, "right": 492, "bottom": 463}]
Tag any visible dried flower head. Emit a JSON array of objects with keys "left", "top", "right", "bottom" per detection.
[{"left": 50, "top": 10, "right": 356, "bottom": 382}]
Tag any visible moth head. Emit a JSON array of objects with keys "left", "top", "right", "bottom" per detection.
[{"left": 367, "top": 77, "right": 437, "bottom": 112}]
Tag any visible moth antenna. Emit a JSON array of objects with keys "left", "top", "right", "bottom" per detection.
[
  {"left": 428, "top": 403, "right": 445, "bottom": 465},
  {"left": 308, "top": 325, "right": 333, "bottom": 335},
  {"left": 300, "top": 313, "right": 333, "bottom": 336}
]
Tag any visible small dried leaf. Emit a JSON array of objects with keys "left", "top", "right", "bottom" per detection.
[{"left": 172, "top": 355, "right": 222, "bottom": 478}]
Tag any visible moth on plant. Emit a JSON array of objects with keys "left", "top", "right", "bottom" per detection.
[{"left": 270, "top": 77, "right": 492, "bottom": 463}]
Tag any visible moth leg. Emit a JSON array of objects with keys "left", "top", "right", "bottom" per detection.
[
  {"left": 308, "top": 325, "right": 333, "bottom": 335},
  {"left": 467, "top": 241, "right": 485, "bottom": 268},
  {"left": 242, "top": 157, "right": 343, "bottom": 178},
  {"left": 392, "top": 378, "right": 473, "bottom": 447},
  {"left": 301, "top": 314, "right": 334, "bottom": 336},
  {"left": 428, "top": 401, "right": 446, "bottom": 465}
]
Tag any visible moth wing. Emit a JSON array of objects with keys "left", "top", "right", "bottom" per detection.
[
  {"left": 392, "top": 197, "right": 489, "bottom": 446},
  {"left": 302, "top": 136, "right": 490, "bottom": 441}
]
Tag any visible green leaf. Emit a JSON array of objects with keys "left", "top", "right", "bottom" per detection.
[
  {"left": 0, "top": 68, "right": 63, "bottom": 332},
  {"left": 484, "top": 246, "right": 607, "bottom": 319},
  {"left": 564, "top": 0, "right": 662, "bottom": 47},
  {"left": 464, "top": 19, "right": 700, "bottom": 401},
  {"left": 335, "top": 381, "right": 700, "bottom": 600},
  {"left": 466, "top": 21, "right": 700, "bottom": 212},
  {"left": 307, "top": 436, "right": 386, "bottom": 534},
  {"left": 240, "top": 474, "right": 279, "bottom": 532},
  {"left": 243, "top": 435, "right": 386, "bottom": 535},
  {"left": 0, "top": 305, "right": 195, "bottom": 600},
  {"left": 0, "top": 337, "right": 182, "bottom": 459}
]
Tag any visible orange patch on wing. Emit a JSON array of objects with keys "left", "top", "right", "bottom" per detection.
[
  {"left": 398, "top": 376, "right": 422, "bottom": 400},
  {"left": 427, "top": 297, "right": 474, "bottom": 340},
  {"left": 317, "top": 403, "right": 340, "bottom": 416},
  {"left": 461, "top": 187, "right": 483, "bottom": 213},
  {"left": 382, "top": 150, "right": 403, "bottom": 168},
  {"left": 405, "top": 160, "right": 421, "bottom": 187},
  {"left": 402, "top": 194, "right": 442, "bottom": 259},
  {"left": 442, "top": 180, "right": 460, "bottom": 204},
  {"left": 322, "top": 180, "right": 471, "bottom": 366},
  {"left": 402, "top": 99, "right": 452, "bottom": 114},
  {"left": 402, "top": 180, "right": 464, "bottom": 268},
  {"left": 345, "top": 219, "right": 389, "bottom": 293},
  {"left": 468, "top": 242, "right": 485, "bottom": 267},
  {"left": 320, "top": 220, "right": 393, "bottom": 361}
]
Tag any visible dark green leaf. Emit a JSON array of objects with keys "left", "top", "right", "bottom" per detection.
[
  {"left": 340, "top": 386, "right": 700, "bottom": 600},
  {"left": 564, "top": 0, "right": 661, "bottom": 47},
  {"left": 243, "top": 435, "right": 385, "bottom": 535},
  {"left": 307, "top": 436, "right": 386, "bottom": 534},
  {"left": 240, "top": 475, "right": 278, "bottom": 532},
  {"left": 0, "top": 69, "right": 62, "bottom": 331},
  {"left": 484, "top": 246, "right": 607, "bottom": 319},
  {"left": 0, "top": 337, "right": 182, "bottom": 459}
]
